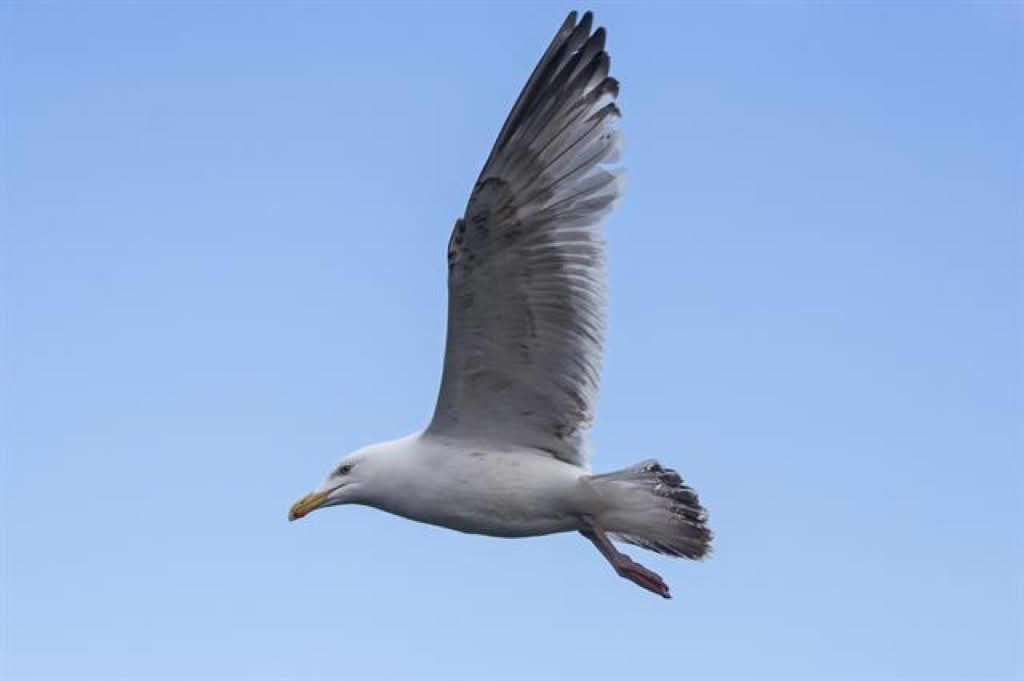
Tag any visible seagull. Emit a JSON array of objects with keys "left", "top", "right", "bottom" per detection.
[{"left": 289, "top": 10, "right": 711, "bottom": 599}]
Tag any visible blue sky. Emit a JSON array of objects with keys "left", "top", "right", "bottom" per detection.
[{"left": 2, "top": 3, "right": 1020, "bottom": 680}]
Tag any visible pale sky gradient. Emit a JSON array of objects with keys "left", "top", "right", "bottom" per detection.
[{"left": 2, "top": 3, "right": 1021, "bottom": 680}]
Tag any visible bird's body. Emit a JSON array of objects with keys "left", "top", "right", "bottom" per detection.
[
  {"left": 352, "top": 433, "right": 590, "bottom": 538},
  {"left": 290, "top": 10, "right": 712, "bottom": 598}
]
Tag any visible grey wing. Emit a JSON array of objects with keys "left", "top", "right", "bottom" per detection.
[{"left": 427, "top": 11, "right": 623, "bottom": 467}]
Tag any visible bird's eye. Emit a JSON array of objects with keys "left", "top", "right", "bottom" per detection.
[{"left": 337, "top": 463, "right": 352, "bottom": 476}]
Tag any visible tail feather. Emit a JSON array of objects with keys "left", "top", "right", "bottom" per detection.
[{"left": 588, "top": 459, "right": 712, "bottom": 559}]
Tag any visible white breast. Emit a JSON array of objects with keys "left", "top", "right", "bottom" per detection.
[{"left": 366, "top": 434, "right": 595, "bottom": 537}]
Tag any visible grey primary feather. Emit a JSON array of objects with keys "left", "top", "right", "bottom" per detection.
[{"left": 428, "top": 11, "right": 623, "bottom": 467}]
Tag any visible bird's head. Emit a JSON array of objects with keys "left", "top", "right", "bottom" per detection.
[{"left": 288, "top": 451, "right": 370, "bottom": 521}]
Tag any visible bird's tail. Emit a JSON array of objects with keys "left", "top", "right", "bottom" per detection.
[{"left": 586, "top": 460, "right": 712, "bottom": 559}]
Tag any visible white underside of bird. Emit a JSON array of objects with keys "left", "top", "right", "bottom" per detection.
[
  {"left": 290, "top": 10, "right": 711, "bottom": 599},
  {"left": 354, "top": 434, "right": 596, "bottom": 539}
]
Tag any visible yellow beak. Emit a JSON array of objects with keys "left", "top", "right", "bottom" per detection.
[{"left": 288, "top": 490, "right": 329, "bottom": 521}]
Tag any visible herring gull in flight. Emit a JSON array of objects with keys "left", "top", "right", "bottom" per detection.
[{"left": 289, "top": 10, "right": 711, "bottom": 598}]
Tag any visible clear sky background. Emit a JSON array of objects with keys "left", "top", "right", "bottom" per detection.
[{"left": 2, "top": 3, "right": 1021, "bottom": 680}]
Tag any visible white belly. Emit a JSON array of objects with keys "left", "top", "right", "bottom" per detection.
[{"left": 370, "top": 443, "right": 592, "bottom": 538}]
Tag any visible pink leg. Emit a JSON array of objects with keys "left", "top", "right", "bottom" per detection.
[{"left": 580, "top": 522, "right": 671, "bottom": 599}]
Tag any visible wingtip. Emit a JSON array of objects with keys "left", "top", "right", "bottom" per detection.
[{"left": 579, "top": 10, "right": 594, "bottom": 34}]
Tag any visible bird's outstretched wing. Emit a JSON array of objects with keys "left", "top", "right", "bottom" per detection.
[{"left": 427, "top": 11, "right": 623, "bottom": 467}]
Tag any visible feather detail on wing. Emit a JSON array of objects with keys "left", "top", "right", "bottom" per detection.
[{"left": 427, "top": 11, "right": 623, "bottom": 467}]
